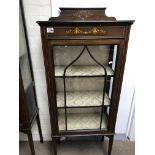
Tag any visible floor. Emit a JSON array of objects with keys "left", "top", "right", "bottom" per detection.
[{"left": 19, "top": 137, "right": 135, "bottom": 155}]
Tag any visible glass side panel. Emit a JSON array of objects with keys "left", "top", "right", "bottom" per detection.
[
  {"left": 53, "top": 45, "right": 118, "bottom": 131},
  {"left": 19, "top": 7, "right": 32, "bottom": 91},
  {"left": 19, "top": 54, "right": 32, "bottom": 91},
  {"left": 19, "top": 6, "right": 36, "bottom": 122}
]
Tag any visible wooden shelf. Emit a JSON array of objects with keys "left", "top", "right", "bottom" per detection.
[
  {"left": 58, "top": 112, "right": 107, "bottom": 131},
  {"left": 55, "top": 65, "right": 114, "bottom": 77},
  {"left": 57, "top": 91, "right": 110, "bottom": 107}
]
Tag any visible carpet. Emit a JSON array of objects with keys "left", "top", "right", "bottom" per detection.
[{"left": 20, "top": 139, "right": 135, "bottom": 155}]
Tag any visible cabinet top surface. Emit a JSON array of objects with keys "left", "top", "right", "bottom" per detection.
[{"left": 37, "top": 8, "right": 134, "bottom": 26}]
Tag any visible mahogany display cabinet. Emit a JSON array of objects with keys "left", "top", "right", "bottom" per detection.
[{"left": 37, "top": 8, "right": 134, "bottom": 155}]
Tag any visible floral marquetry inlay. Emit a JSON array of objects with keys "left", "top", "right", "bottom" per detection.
[
  {"left": 73, "top": 11, "right": 94, "bottom": 20},
  {"left": 66, "top": 27, "right": 106, "bottom": 35}
]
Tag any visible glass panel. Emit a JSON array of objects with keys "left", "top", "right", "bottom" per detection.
[
  {"left": 19, "top": 54, "right": 32, "bottom": 91},
  {"left": 53, "top": 45, "right": 117, "bottom": 131},
  {"left": 19, "top": 7, "right": 32, "bottom": 91},
  {"left": 19, "top": 6, "right": 36, "bottom": 122},
  {"left": 19, "top": 7, "right": 27, "bottom": 58},
  {"left": 58, "top": 107, "right": 107, "bottom": 131},
  {"left": 56, "top": 78, "right": 111, "bottom": 108},
  {"left": 19, "top": 46, "right": 35, "bottom": 122}
]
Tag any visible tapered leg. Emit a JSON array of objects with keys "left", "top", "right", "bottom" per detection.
[
  {"left": 36, "top": 114, "right": 43, "bottom": 143},
  {"left": 27, "top": 131, "right": 35, "bottom": 155},
  {"left": 56, "top": 138, "right": 60, "bottom": 144},
  {"left": 108, "top": 136, "right": 114, "bottom": 155},
  {"left": 52, "top": 138, "right": 57, "bottom": 155}
]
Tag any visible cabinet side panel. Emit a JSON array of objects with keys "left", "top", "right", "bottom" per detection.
[
  {"left": 40, "top": 26, "right": 58, "bottom": 135},
  {"left": 108, "top": 26, "right": 131, "bottom": 132}
]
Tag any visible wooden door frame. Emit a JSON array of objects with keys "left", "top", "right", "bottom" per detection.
[{"left": 40, "top": 34, "right": 131, "bottom": 136}]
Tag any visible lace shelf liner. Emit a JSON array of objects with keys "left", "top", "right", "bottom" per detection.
[
  {"left": 57, "top": 91, "right": 110, "bottom": 107},
  {"left": 55, "top": 65, "right": 114, "bottom": 77},
  {"left": 58, "top": 112, "right": 107, "bottom": 131}
]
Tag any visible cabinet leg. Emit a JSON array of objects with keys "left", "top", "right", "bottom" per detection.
[
  {"left": 101, "top": 136, "right": 104, "bottom": 141},
  {"left": 108, "top": 136, "right": 114, "bottom": 155},
  {"left": 27, "top": 131, "right": 35, "bottom": 155},
  {"left": 36, "top": 114, "right": 44, "bottom": 143},
  {"left": 52, "top": 138, "right": 57, "bottom": 155},
  {"left": 56, "top": 138, "right": 60, "bottom": 144}
]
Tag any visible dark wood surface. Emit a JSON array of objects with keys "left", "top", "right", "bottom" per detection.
[
  {"left": 47, "top": 26, "right": 125, "bottom": 38},
  {"left": 38, "top": 8, "right": 134, "bottom": 155}
]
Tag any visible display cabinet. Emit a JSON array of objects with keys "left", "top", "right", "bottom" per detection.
[
  {"left": 37, "top": 8, "right": 134, "bottom": 155},
  {"left": 19, "top": 1, "right": 43, "bottom": 155}
]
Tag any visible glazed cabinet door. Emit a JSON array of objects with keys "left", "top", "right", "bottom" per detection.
[{"left": 47, "top": 40, "right": 120, "bottom": 134}]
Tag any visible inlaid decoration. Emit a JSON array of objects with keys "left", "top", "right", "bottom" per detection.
[
  {"left": 66, "top": 27, "right": 106, "bottom": 35},
  {"left": 73, "top": 11, "right": 94, "bottom": 20}
]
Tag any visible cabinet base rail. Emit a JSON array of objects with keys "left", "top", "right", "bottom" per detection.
[{"left": 51, "top": 134, "right": 114, "bottom": 155}]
